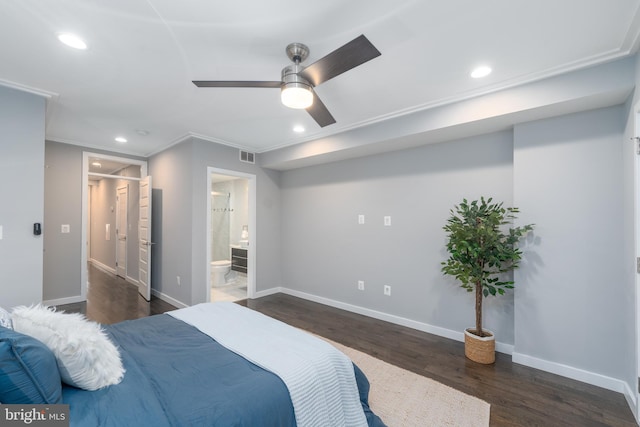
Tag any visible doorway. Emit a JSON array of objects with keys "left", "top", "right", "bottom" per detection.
[
  {"left": 81, "top": 152, "right": 148, "bottom": 300},
  {"left": 207, "top": 167, "right": 256, "bottom": 302}
]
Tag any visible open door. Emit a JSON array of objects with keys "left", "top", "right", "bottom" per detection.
[{"left": 138, "top": 176, "right": 152, "bottom": 301}]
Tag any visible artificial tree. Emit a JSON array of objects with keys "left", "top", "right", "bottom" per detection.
[{"left": 441, "top": 197, "right": 533, "bottom": 339}]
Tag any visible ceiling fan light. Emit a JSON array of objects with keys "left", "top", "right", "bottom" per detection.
[{"left": 281, "top": 83, "right": 313, "bottom": 109}]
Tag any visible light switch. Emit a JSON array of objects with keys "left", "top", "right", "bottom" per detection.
[
  {"left": 358, "top": 215, "right": 365, "bottom": 224},
  {"left": 0, "top": 225, "right": 3, "bottom": 240},
  {"left": 384, "top": 216, "right": 391, "bottom": 226},
  {"left": 61, "top": 224, "right": 70, "bottom": 233}
]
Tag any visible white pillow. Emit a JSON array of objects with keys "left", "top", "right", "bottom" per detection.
[
  {"left": 11, "top": 305, "right": 125, "bottom": 391},
  {"left": 0, "top": 306, "right": 12, "bottom": 329}
]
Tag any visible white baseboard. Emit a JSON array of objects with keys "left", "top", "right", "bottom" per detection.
[
  {"left": 622, "top": 382, "right": 638, "bottom": 424},
  {"left": 512, "top": 352, "right": 633, "bottom": 399},
  {"left": 151, "top": 289, "right": 188, "bottom": 309},
  {"left": 252, "top": 287, "right": 283, "bottom": 299},
  {"left": 276, "top": 287, "right": 514, "bottom": 355},
  {"left": 89, "top": 258, "right": 116, "bottom": 275},
  {"left": 43, "top": 295, "right": 85, "bottom": 306}
]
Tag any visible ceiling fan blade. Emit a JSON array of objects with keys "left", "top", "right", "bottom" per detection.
[
  {"left": 192, "top": 81, "right": 282, "bottom": 88},
  {"left": 298, "top": 35, "right": 381, "bottom": 87},
  {"left": 306, "top": 91, "right": 336, "bottom": 128}
]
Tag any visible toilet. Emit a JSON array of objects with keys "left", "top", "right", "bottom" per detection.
[{"left": 211, "top": 260, "right": 231, "bottom": 288}]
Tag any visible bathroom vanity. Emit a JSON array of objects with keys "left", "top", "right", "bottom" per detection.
[{"left": 231, "top": 247, "right": 248, "bottom": 273}]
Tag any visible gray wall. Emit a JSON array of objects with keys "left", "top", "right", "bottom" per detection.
[
  {"left": 280, "top": 130, "right": 515, "bottom": 343},
  {"left": 0, "top": 85, "right": 45, "bottom": 308},
  {"left": 148, "top": 139, "right": 195, "bottom": 304},
  {"left": 89, "top": 179, "right": 117, "bottom": 268},
  {"left": 44, "top": 142, "right": 82, "bottom": 301},
  {"left": 513, "top": 106, "right": 628, "bottom": 383},
  {"left": 280, "top": 104, "right": 637, "bottom": 396},
  {"left": 43, "top": 141, "right": 145, "bottom": 302},
  {"left": 149, "top": 137, "right": 281, "bottom": 306}
]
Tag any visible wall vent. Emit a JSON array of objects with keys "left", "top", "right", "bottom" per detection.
[{"left": 239, "top": 150, "right": 255, "bottom": 164}]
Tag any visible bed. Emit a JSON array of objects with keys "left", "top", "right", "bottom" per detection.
[{"left": 1, "top": 302, "right": 386, "bottom": 427}]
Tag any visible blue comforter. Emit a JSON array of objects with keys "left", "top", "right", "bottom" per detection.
[{"left": 62, "top": 314, "right": 385, "bottom": 426}]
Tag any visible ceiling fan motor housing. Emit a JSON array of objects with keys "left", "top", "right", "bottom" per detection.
[
  {"left": 281, "top": 64, "right": 312, "bottom": 89},
  {"left": 281, "top": 63, "right": 313, "bottom": 109}
]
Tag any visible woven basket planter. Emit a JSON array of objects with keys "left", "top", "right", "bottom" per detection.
[{"left": 464, "top": 328, "right": 495, "bottom": 364}]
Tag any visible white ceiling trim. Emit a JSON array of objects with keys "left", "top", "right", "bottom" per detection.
[
  {"left": 250, "top": 45, "right": 639, "bottom": 155},
  {"left": 46, "top": 135, "right": 146, "bottom": 158},
  {"left": 621, "top": 3, "right": 640, "bottom": 53},
  {"left": 0, "top": 78, "right": 57, "bottom": 99}
]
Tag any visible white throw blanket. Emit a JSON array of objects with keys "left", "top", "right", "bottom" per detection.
[{"left": 168, "top": 302, "right": 368, "bottom": 427}]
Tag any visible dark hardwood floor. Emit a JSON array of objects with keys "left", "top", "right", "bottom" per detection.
[
  {"left": 59, "top": 264, "right": 637, "bottom": 426},
  {"left": 57, "top": 263, "right": 176, "bottom": 324}
]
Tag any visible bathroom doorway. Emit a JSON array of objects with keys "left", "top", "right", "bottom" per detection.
[{"left": 207, "top": 167, "right": 256, "bottom": 302}]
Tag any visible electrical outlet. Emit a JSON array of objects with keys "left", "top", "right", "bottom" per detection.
[
  {"left": 358, "top": 214, "right": 365, "bottom": 224},
  {"left": 358, "top": 280, "right": 365, "bottom": 291},
  {"left": 384, "top": 285, "right": 391, "bottom": 296},
  {"left": 177, "top": 276, "right": 181, "bottom": 286}
]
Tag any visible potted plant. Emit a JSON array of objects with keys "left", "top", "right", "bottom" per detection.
[{"left": 441, "top": 197, "right": 533, "bottom": 364}]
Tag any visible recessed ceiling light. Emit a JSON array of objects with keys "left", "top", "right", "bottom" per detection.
[
  {"left": 91, "top": 161, "right": 102, "bottom": 168},
  {"left": 471, "top": 65, "right": 492, "bottom": 79},
  {"left": 135, "top": 129, "right": 150, "bottom": 136},
  {"left": 293, "top": 125, "right": 305, "bottom": 133},
  {"left": 115, "top": 136, "right": 127, "bottom": 143},
  {"left": 57, "top": 33, "right": 87, "bottom": 50}
]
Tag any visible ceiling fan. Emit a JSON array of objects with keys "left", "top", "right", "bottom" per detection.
[{"left": 192, "top": 34, "right": 381, "bottom": 128}]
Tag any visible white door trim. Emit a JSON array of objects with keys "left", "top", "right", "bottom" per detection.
[
  {"left": 633, "top": 104, "right": 640, "bottom": 421},
  {"left": 206, "top": 167, "right": 257, "bottom": 302},
  {"left": 81, "top": 152, "right": 147, "bottom": 299}
]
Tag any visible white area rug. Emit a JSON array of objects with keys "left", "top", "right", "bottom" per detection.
[{"left": 322, "top": 338, "right": 491, "bottom": 427}]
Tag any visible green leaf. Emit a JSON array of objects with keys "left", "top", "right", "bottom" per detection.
[{"left": 441, "top": 197, "right": 534, "bottom": 330}]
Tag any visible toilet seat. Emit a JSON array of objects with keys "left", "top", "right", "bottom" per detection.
[{"left": 211, "top": 260, "right": 231, "bottom": 267}]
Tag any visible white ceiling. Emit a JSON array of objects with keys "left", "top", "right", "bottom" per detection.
[{"left": 1, "top": 1, "right": 639, "bottom": 158}]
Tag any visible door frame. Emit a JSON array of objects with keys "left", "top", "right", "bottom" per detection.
[
  {"left": 81, "top": 152, "right": 147, "bottom": 299},
  {"left": 633, "top": 103, "right": 640, "bottom": 421},
  {"left": 206, "top": 167, "right": 257, "bottom": 301},
  {"left": 635, "top": 104, "right": 640, "bottom": 420}
]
